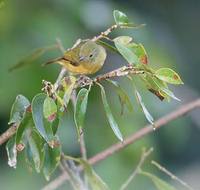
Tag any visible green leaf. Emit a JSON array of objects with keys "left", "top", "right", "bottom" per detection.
[
  {"left": 25, "top": 128, "right": 44, "bottom": 173},
  {"left": 135, "top": 90, "right": 154, "bottom": 125},
  {"left": 107, "top": 79, "right": 133, "bottom": 114},
  {"left": 160, "top": 88, "right": 180, "bottom": 101},
  {"left": 15, "top": 112, "right": 33, "bottom": 145},
  {"left": 97, "top": 40, "right": 119, "bottom": 54},
  {"left": 140, "top": 171, "right": 176, "bottom": 190},
  {"left": 113, "top": 10, "right": 129, "bottom": 25},
  {"left": 79, "top": 159, "right": 110, "bottom": 190},
  {"left": 8, "top": 95, "right": 30, "bottom": 125},
  {"left": 128, "top": 43, "right": 148, "bottom": 64},
  {"left": 6, "top": 136, "right": 17, "bottom": 168},
  {"left": 113, "top": 10, "right": 145, "bottom": 29},
  {"left": 32, "top": 93, "right": 54, "bottom": 145},
  {"left": 119, "top": 23, "right": 146, "bottom": 29},
  {"left": 114, "top": 36, "right": 139, "bottom": 64},
  {"left": 62, "top": 76, "right": 77, "bottom": 108},
  {"left": 155, "top": 68, "right": 183, "bottom": 85},
  {"left": 151, "top": 77, "right": 180, "bottom": 101},
  {"left": 8, "top": 45, "right": 58, "bottom": 72},
  {"left": 43, "top": 142, "right": 61, "bottom": 181},
  {"left": 43, "top": 96, "right": 57, "bottom": 122},
  {"left": 74, "top": 88, "right": 90, "bottom": 134},
  {"left": 99, "top": 84, "right": 123, "bottom": 141}
]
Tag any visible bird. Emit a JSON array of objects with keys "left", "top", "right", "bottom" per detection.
[{"left": 45, "top": 40, "right": 107, "bottom": 75}]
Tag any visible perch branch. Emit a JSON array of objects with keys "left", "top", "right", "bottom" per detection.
[
  {"left": 42, "top": 98, "right": 200, "bottom": 190},
  {"left": 0, "top": 124, "right": 17, "bottom": 145}
]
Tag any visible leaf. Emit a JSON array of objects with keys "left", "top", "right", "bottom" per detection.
[
  {"left": 151, "top": 77, "right": 180, "bottom": 101},
  {"left": 32, "top": 93, "right": 54, "bottom": 145},
  {"left": 107, "top": 79, "right": 133, "bottom": 114},
  {"left": 155, "top": 68, "right": 183, "bottom": 85},
  {"left": 25, "top": 128, "right": 44, "bottom": 173},
  {"left": 128, "top": 43, "right": 148, "bottom": 64},
  {"left": 8, "top": 45, "right": 58, "bottom": 72},
  {"left": 140, "top": 171, "right": 176, "bottom": 190},
  {"left": 74, "top": 88, "right": 90, "bottom": 135},
  {"left": 79, "top": 159, "right": 110, "bottom": 190},
  {"left": 99, "top": 84, "right": 123, "bottom": 141},
  {"left": 43, "top": 142, "right": 61, "bottom": 181},
  {"left": 160, "top": 88, "right": 181, "bottom": 101},
  {"left": 15, "top": 112, "right": 33, "bottom": 145},
  {"left": 119, "top": 23, "right": 146, "bottom": 29},
  {"left": 6, "top": 136, "right": 17, "bottom": 168},
  {"left": 113, "top": 10, "right": 145, "bottom": 29},
  {"left": 8, "top": 95, "right": 30, "bottom": 125},
  {"left": 62, "top": 76, "right": 77, "bottom": 108},
  {"left": 113, "top": 10, "right": 129, "bottom": 25},
  {"left": 97, "top": 40, "right": 119, "bottom": 54},
  {"left": 140, "top": 74, "right": 168, "bottom": 101},
  {"left": 114, "top": 36, "right": 139, "bottom": 64},
  {"left": 43, "top": 96, "right": 57, "bottom": 122},
  {"left": 135, "top": 90, "right": 154, "bottom": 125}
]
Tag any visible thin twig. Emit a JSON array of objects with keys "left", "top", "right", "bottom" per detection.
[
  {"left": 92, "top": 24, "right": 118, "bottom": 41},
  {"left": 120, "top": 147, "right": 154, "bottom": 190},
  {"left": 42, "top": 98, "right": 200, "bottom": 190},
  {"left": 151, "top": 160, "right": 194, "bottom": 190}
]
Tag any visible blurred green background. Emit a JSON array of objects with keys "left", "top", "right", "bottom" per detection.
[{"left": 0, "top": 0, "right": 200, "bottom": 190}]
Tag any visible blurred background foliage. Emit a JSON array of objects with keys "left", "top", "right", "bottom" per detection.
[{"left": 0, "top": 0, "right": 200, "bottom": 190}]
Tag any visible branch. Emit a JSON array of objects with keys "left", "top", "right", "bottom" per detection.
[
  {"left": 42, "top": 98, "right": 200, "bottom": 190},
  {"left": 76, "top": 65, "right": 145, "bottom": 89},
  {"left": 0, "top": 124, "right": 17, "bottom": 145},
  {"left": 151, "top": 160, "right": 194, "bottom": 190},
  {"left": 120, "top": 147, "right": 153, "bottom": 190}
]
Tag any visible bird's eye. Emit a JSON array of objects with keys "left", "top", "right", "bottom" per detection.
[{"left": 89, "top": 54, "right": 93, "bottom": 58}]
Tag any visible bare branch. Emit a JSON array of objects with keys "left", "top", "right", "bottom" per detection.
[
  {"left": 42, "top": 98, "right": 200, "bottom": 190},
  {"left": 0, "top": 124, "right": 17, "bottom": 145},
  {"left": 151, "top": 160, "right": 194, "bottom": 190}
]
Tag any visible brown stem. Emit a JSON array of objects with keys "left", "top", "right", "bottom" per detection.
[
  {"left": 92, "top": 24, "right": 118, "bottom": 41},
  {"left": 42, "top": 98, "right": 200, "bottom": 190},
  {"left": 0, "top": 124, "right": 17, "bottom": 145}
]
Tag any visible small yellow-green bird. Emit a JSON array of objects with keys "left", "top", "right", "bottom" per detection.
[{"left": 46, "top": 40, "right": 107, "bottom": 75}]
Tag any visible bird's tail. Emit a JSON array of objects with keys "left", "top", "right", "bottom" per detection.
[{"left": 42, "top": 57, "right": 63, "bottom": 66}]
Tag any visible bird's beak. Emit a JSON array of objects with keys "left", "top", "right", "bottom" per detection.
[{"left": 79, "top": 56, "right": 85, "bottom": 61}]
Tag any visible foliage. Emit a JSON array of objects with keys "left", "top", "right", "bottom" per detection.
[{"left": 5, "top": 10, "right": 183, "bottom": 189}]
